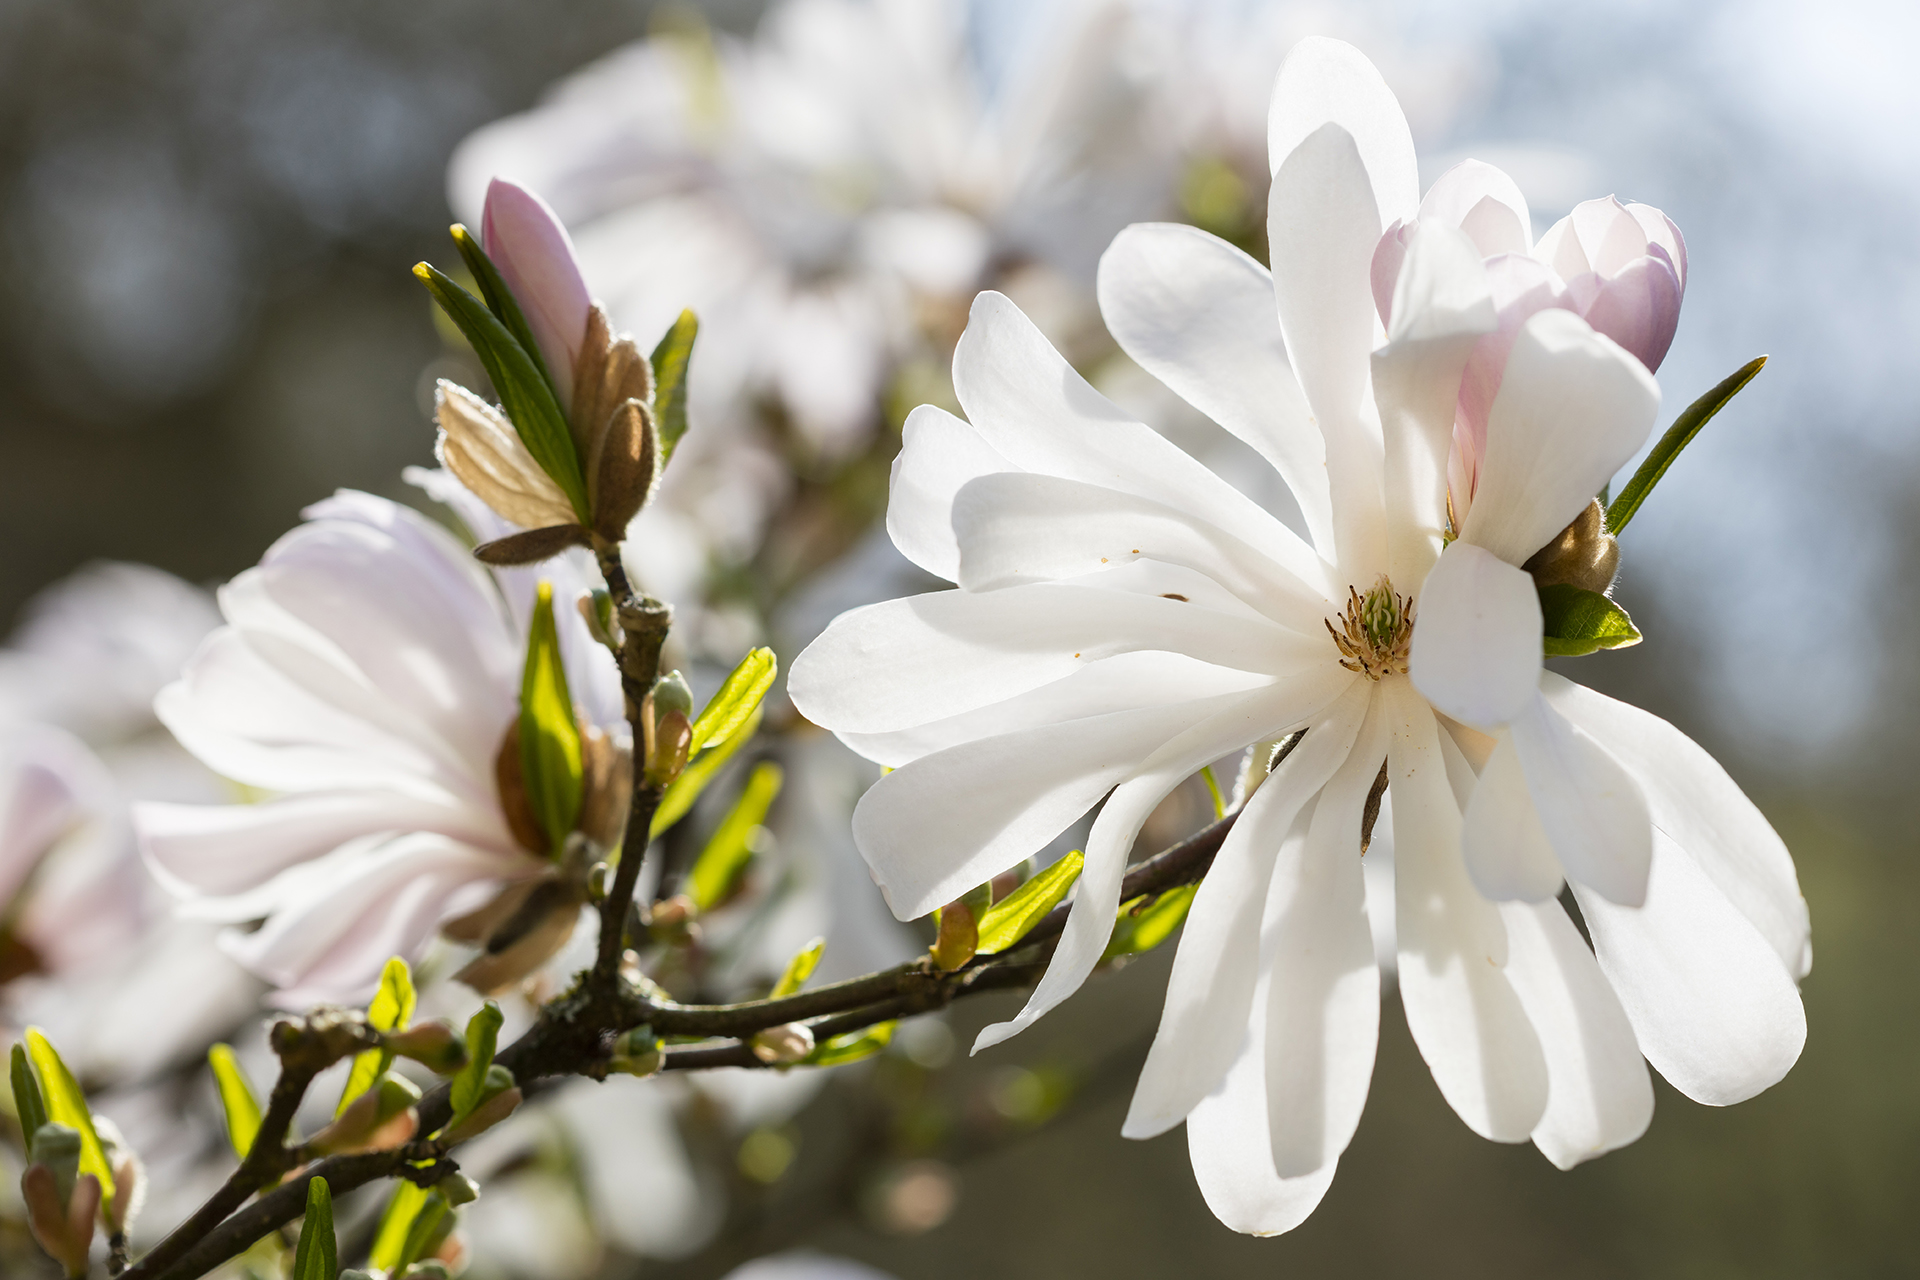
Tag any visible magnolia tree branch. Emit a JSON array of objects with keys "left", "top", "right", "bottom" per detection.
[{"left": 120, "top": 527, "right": 1246, "bottom": 1278}]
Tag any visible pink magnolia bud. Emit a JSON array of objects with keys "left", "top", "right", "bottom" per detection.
[
  {"left": 481, "top": 178, "right": 593, "bottom": 411},
  {"left": 1535, "top": 196, "right": 1687, "bottom": 372},
  {"left": 22, "top": 1164, "right": 98, "bottom": 1278}
]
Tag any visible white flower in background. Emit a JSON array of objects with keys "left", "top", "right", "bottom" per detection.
[
  {"left": 792, "top": 38, "right": 1808, "bottom": 1235},
  {"left": 135, "top": 486, "right": 626, "bottom": 1006}
]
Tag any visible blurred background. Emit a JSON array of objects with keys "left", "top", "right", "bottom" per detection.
[{"left": 0, "top": 0, "right": 1916, "bottom": 1275}]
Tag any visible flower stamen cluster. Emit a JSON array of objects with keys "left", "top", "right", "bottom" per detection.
[{"left": 1325, "top": 575, "right": 1413, "bottom": 680}]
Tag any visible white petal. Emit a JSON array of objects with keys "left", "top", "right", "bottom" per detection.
[
  {"left": 1575, "top": 832, "right": 1806, "bottom": 1106},
  {"left": 840, "top": 651, "right": 1272, "bottom": 769},
  {"left": 1457, "top": 309, "right": 1660, "bottom": 566},
  {"left": 1096, "top": 222, "right": 1333, "bottom": 554},
  {"left": 1543, "top": 673, "right": 1809, "bottom": 978},
  {"left": 1267, "top": 122, "right": 1386, "bottom": 581},
  {"left": 972, "top": 680, "right": 1344, "bottom": 1052},
  {"left": 1407, "top": 541, "right": 1542, "bottom": 730},
  {"left": 887, "top": 404, "right": 1017, "bottom": 582},
  {"left": 1417, "top": 160, "right": 1533, "bottom": 256},
  {"left": 1509, "top": 694, "right": 1652, "bottom": 907},
  {"left": 1125, "top": 677, "right": 1372, "bottom": 1137},
  {"left": 790, "top": 586, "right": 1310, "bottom": 736},
  {"left": 950, "top": 291, "right": 1314, "bottom": 583},
  {"left": 1385, "top": 680, "right": 1546, "bottom": 1141},
  {"left": 1372, "top": 224, "right": 1494, "bottom": 588},
  {"left": 1501, "top": 899, "right": 1653, "bottom": 1170},
  {"left": 1263, "top": 692, "right": 1386, "bottom": 1176},
  {"left": 1185, "top": 972, "right": 1339, "bottom": 1236},
  {"left": 951, "top": 472, "right": 1335, "bottom": 627},
  {"left": 434, "top": 381, "right": 577, "bottom": 530},
  {"left": 1460, "top": 730, "right": 1564, "bottom": 902},
  {"left": 1267, "top": 37, "right": 1418, "bottom": 228}
]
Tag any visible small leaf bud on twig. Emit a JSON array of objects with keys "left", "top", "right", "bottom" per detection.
[{"left": 749, "top": 1023, "right": 816, "bottom": 1066}]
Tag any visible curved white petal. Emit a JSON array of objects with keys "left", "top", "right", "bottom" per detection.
[
  {"left": 1407, "top": 541, "right": 1542, "bottom": 730},
  {"left": 1458, "top": 309, "right": 1660, "bottom": 566},
  {"left": 840, "top": 652, "right": 1272, "bottom": 769},
  {"left": 951, "top": 472, "right": 1335, "bottom": 627},
  {"left": 1500, "top": 899, "right": 1653, "bottom": 1170},
  {"left": 1125, "top": 677, "right": 1371, "bottom": 1137},
  {"left": 1263, "top": 692, "right": 1386, "bottom": 1176},
  {"left": 1372, "top": 223, "right": 1494, "bottom": 588},
  {"left": 1574, "top": 832, "right": 1806, "bottom": 1106},
  {"left": 887, "top": 404, "right": 1018, "bottom": 582},
  {"left": 1385, "top": 680, "right": 1546, "bottom": 1141},
  {"left": 972, "top": 679, "right": 1346, "bottom": 1053},
  {"left": 1267, "top": 36, "right": 1418, "bottom": 229},
  {"left": 1543, "top": 674, "right": 1810, "bottom": 978},
  {"left": 1096, "top": 222, "right": 1333, "bottom": 554},
  {"left": 1508, "top": 694, "right": 1651, "bottom": 907},
  {"left": 1418, "top": 159, "right": 1533, "bottom": 256},
  {"left": 949, "top": 292, "right": 1316, "bottom": 584},
  {"left": 1185, "top": 971, "right": 1339, "bottom": 1237},
  {"left": 790, "top": 585, "right": 1307, "bottom": 736},
  {"left": 1460, "top": 731, "right": 1564, "bottom": 902},
  {"left": 1268, "top": 122, "right": 1386, "bottom": 580}
]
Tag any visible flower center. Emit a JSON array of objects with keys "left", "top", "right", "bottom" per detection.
[{"left": 1326, "top": 575, "right": 1413, "bottom": 680}]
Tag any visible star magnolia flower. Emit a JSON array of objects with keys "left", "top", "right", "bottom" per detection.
[
  {"left": 790, "top": 37, "right": 1808, "bottom": 1234},
  {"left": 135, "top": 487, "right": 626, "bottom": 1006}
]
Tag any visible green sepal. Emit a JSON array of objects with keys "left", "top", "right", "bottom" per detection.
[
  {"left": 650, "top": 309, "right": 698, "bottom": 462},
  {"left": 804, "top": 1021, "right": 895, "bottom": 1068},
  {"left": 1605, "top": 355, "right": 1766, "bottom": 535},
  {"left": 1199, "top": 766, "right": 1225, "bottom": 820},
  {"left": 1539, "top": 584, "right": 1642, "bottom": 658},
  {"left": 10, "top": 1042, "right": 47, "bottom": 1143},
  {"left": 448, "top": 1002, "right": 504, "bottom": 1130},
  {"left": 689, "top": 647, "right": 777, "bottom": 753},
  {"left": 24, "top": 1028, "right": 112, "bottom": 1214},
  {"left": 414, "top": 262, "right": 590, "bottom": 520},
  {"left": 1103, "top": 883, "right": 1201, "bottom": 961},
  {"left": 450, "top": 224, "right": 563, "bottom": 411},
  {"left": 770, "top": 937, "right": 825, "bottom": 999},
  {"left": 977, "top": 852, "right": 1084, "bottom": 955},
  {"left": 520, "top": 581, "right": 585, "bottom": 857},
  {"left": 208, "top": 1044, "right": 263, "bottom": 1159},
  {"left": 291, "top": 1176, "right": 337, "bottom": 1280},
  {"left": 338, "top": 957, "right": 416, "bottom": 1116},
  {"left": 652, "top": 704, "right": 761, "bottom": 837},
  {"left": 687, "top": 761, "right": 783, "bottom": 912}
]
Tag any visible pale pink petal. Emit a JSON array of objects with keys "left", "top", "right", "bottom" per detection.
[
  {"left": 482, "top": 178, "right": 592, "bottom": 409},
  {"left": 1267, "top": 36, "right": 1419, "bottom": 228},
  {"left": 1417, "top": 159, "right": 1533, "bottom": 256},
  {"left": 1579, "top": 252, "right": 1683, "bottom": 373}
]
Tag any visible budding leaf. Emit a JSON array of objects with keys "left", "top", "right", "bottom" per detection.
[
  {"left": 369, "top": 1180, "right": 431, "bottom": 1274},
  {"left": 689, "top": 647, "right": 777, "bottom": 754},
  {"left": 770, "top": 937, "right": 825, "bottom": 999},
  {"left": 1103, "top": 883, "right": 1201, "bottom": 960},
  {"left": 804, "top": 1021, "right": 895, "bottom": 1068},
  {"left": 1199, "top": 766, "right": 1226, "bottom": 821},
  {"left": 207, "top": 1044, "right": 263, "bottom": 1160},
  {"left": 687, "top": 761, "right": 783, "bottom": 912},
  {"left": 652, "top": 704, "right": 762, "bottom": 837},
  {"left": 415, "top": 262, "right": 590, "bottom": 521},
  {"left": 291, "top": 1176, "right": 338, "bottom": 1280},
  {"left": 451, "top": 224, "right": 562, "bottom": 410},
  {"left": 396, "top": 1189, "right": 452, "bottom": 1275},
  {"left": 520, "top": 581, "right": 585, "bottom": 856},
  {"left": 977, "top": 851, "right": 1084, "bottom": 955},
  {"left": 1605, "top": 354, "right": 1766, "bottom": 535},
  {"left": 338, "top": 956, "right": 416, "bottom": 1116},
  {"left": 1539, "top": 584, "right": 1642, "bottom": 658},
  {"left": 649, "top": 309, "right": 698, "bottom": 462},
  {"left": 449, "top": 1001, "right": 504, "bottom": 1128},
  {"left": 10, "top": 1042, "right": 47, "bottom": 1142},
  {"left": 23, "top": 1029, "right": 112, "bottom": 1215}
]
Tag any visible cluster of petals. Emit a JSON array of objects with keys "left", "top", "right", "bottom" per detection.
[
  {"left": 135, "top": 482, "right": 621, "bottom": 1006},
  {"left": 792, "top": 37, "right": 1808, "bottom": 1234}
]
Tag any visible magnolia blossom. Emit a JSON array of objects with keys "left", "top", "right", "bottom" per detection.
[
  {"left": 135, "top": 485, "right": 625, "bottom": 1005},
  {"left": 791, "top": 38, "right": 1808, "bottom": 1234}
]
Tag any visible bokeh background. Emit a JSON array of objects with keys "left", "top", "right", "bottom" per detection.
[{"left": 0, "top": 0, "right": 1915, "bottom": 1275}]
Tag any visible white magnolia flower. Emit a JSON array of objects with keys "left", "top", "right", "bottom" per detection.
[
  {"left": 791, "top": 38, "right": 1808, "bottom": 1234},
  {"left": 135, "top": 486, "right": 625, "bottom": 1006}
]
